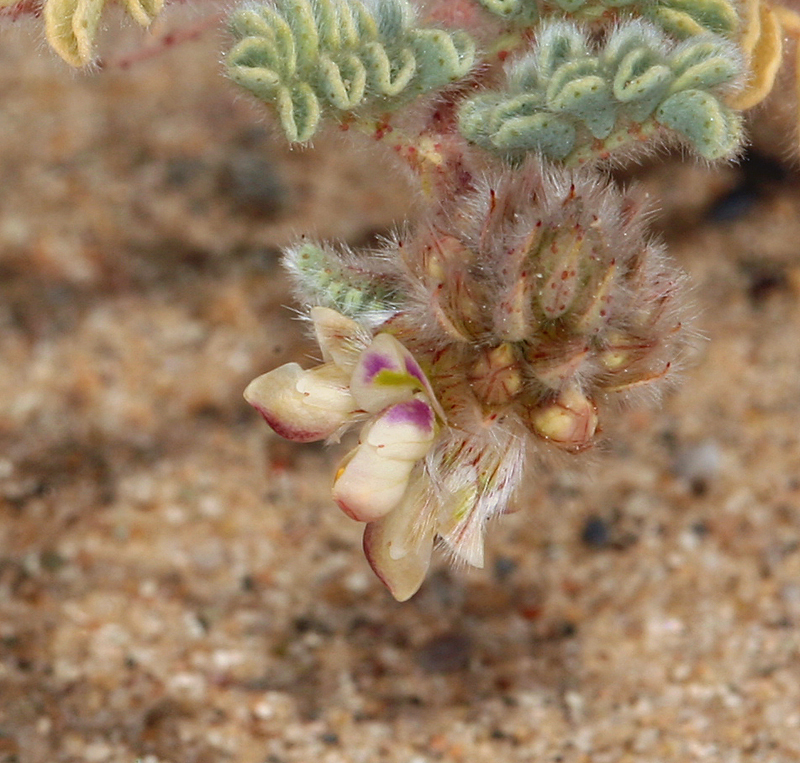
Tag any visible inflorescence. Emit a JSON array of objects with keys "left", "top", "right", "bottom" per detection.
[
  {"left": 10, "top": 0, "right": 800, "bottom": 599},
  {"left": 227, "top": 0, "right": 800, "bottom": 599}
]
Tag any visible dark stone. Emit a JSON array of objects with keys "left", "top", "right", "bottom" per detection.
[
  {"left": 493, "top": 555, "right": 517, "bottom": 581},
  {"left": 416, "top": 632, "right": 471, "bottom": 673},
  {"left": 581, "top": 515, "right": 610, "bottom": 548},
  {"left": 218, "top": 152, "right": 286, "bottom": 218}
]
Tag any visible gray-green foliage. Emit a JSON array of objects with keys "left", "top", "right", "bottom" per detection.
[
  {"left": 285, "top": 241, "right": 399, "bottom": 321},
  {"left": 226, "top": 0, "right": 476, "bottom": 142},
  {"left": 474, "top": 0, "right": 739, "bottom": 39},
  {"left": 458, "top": 20, "right": 743, "bottom": 162}
]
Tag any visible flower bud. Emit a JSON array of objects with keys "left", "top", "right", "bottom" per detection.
[
  {"left": 468, "top": 342, "right": 523, "bottom": 405},
  {"left": 530, "top": 386, "right": 598, "bottom": 452}
]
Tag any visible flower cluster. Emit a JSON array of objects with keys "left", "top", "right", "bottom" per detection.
[
  {"left": 225, "top": 0, "right": 795, "bottom": 601},
  {"left": 2, "top": 0, "right": 799, "bottom": 602},
  {"left": 246, "top": 162, "right": 692, "bottom": 600},
  {"left": 245, "top": 307, "right": 446, "bottom": 600}
]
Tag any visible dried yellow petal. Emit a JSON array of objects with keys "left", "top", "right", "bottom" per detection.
[
  {"left": 730, "top": 0, "right": 783, "bottom": 110},
  {"left": 44, "top": 0, "right": 92, "bottom": 66},
  {"left": 43, "top": 0, "right": 163, "bottom": 66},
  {"left": 122, "top": 0, "right": 163, "bottom": 26}
]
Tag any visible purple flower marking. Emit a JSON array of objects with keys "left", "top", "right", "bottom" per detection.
[
  {"left": 404, "top": 356, "right": 426, "bottom": 386},
  {"left": 362, "top": 351, "right": 397, "bottom": 383},
  {"left": 403, "top": 354, "right": 446, "bottom": 421},
  {"left": 384, "top": 398, "right": 434, "bottom": 433}
]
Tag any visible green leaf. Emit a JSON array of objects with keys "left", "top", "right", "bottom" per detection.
[
  {"left": 226, "top": 0, "right": 476, "bottom": 143},
  {"left": 655, "top": 89, "right": 741, "bottom": 158},
  {"left": 457, "top": 19, "right": 744, "bottom": 163}
]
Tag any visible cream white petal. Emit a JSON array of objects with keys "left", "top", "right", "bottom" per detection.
[
  {"left": 295, "top": 364, "right": 359, "bottom": 411},
  {"left": 349, "top": 333, "right": 428, "bottom": 413},
  {"left": 332, "top": 442, "right": 416, "bottom": 523},
  {"left": 244, "top": 362, "right": 355, "bottom": 443},
  {"left": 363, "top": 481, "right": 435, "bottom": 602},
  {"left": 365, "top": 397, "right": 435, "bottom": 461},
  {"left": 310, "top": 307, "right": 370, "bottom": 370}
]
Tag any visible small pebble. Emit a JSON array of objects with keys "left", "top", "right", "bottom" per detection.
[
  {"left": 581, "top": 515, "right": 610, "bottom": 548},
  {"left": 218, "top": 152, "right": 286, "bottom": 218},
  {"left": 493, "top": 555, "right": 517, "bottom": 581},
  {"left": 672, "top": 439, "right": 722, "bottom": 495},
  {"left": 416, "top": 633, "right": 471, "bottom": 674}
]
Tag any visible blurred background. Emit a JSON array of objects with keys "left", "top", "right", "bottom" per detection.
[{"left": 2, "top": 7, "right": 800, "bottom": 762}]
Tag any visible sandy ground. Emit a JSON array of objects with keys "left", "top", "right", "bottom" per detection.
[{"left": 2, "top": 8, "right": 800, "bottom": 763}]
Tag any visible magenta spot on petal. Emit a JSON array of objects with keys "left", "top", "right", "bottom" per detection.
[
  {"left": 362, "top": 352, "right": 396, "bottom": 382},
  {"left": 404, "top": 357, "right": 425, "bottom": 385},
  {"left": 253, "top": 405, "right": 327, "bottom": 443},
  {"left": 384, "top": 398, "right": 434, "bottom": 432},
  {"left": 362, "top": 522, "right": 388, "bottom": 583},
  {"left": 334, "top": 494, "right": 364, "bottom": 522}
]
